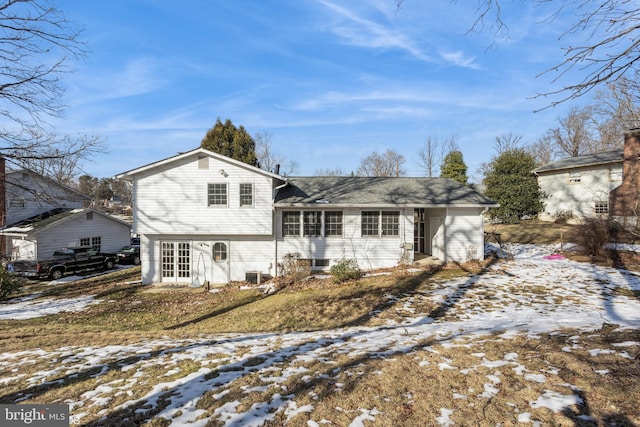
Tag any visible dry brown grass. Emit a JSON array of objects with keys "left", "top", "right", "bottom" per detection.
[
  {"left": 1, "top": 222, "right": 639, "bottom": 425},
  {"left": 486, "top": 219, "right": 580, "bottom": 244}
]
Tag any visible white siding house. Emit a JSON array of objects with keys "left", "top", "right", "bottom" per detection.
[
  {"left": 1, "top": 209, "right": 132, "bottom": 260},
  {"left": 534, "top": 151, "right": 623, "bottom": 221},
  {"left": 4, "top": 169, "right": 90, "bottom": 226},
  {"left": 117, "top": 148, "right": 497, "bottom": 286}
]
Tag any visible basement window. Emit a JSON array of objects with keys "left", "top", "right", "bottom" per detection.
[{"left": 594, "top": 201, "right": 609, "bottom": 215}]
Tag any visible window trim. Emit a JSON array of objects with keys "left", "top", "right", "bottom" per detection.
[
  {"left": 208, "top": 183, "right": 228, "bottom": 207},
  {"left": 609, "top": 166, "right": 623, "bottom": 182},
  {"left": 594, "top": 200, "right": 609, "bottom": 215},
  {"left": 568, "top": 171, "right": 581, "bottom": 184},
  {"left": 361, "top": 210, "right": 381, "bottom": 237},
  {"left": 361, "top": 210, "right": 401, "bottom": 237},
  {"left": 239, "top": 183, "right": 254, "bottom": 208},
  {"left": 282, "top": 211, "right": 301, "bottom": 237},
  {"left": 303, "top": 211, "right": 322, "bottom": 236},
  {"left": 324, "top": 211, "right": 343, "bottom": 237}
]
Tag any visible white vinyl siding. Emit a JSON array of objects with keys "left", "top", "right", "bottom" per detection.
[
  {"left": 445, "top": 208, "right": 484, "bottom": 263},
  {"left": 6, "top": 211, "right": 131, "bottom": 260},
  {"left": 277, "top": 208, "right": 410, "bottom": 271},
  {"left": 133, "top": 154, "right": 275, "bottom": 236},
  {"left": 142, "top": 235, "right": 276, "bottom": 285},
  {"left": 537, "top": 164, "right": 623, "bottom": 221}
]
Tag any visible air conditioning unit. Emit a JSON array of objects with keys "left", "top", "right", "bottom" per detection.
[{"left": 246, "top": 271, "right": 262, "bottom": 285}]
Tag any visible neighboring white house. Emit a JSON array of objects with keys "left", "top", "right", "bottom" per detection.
[
  {"left": 0, "top": 208, "right": 132, "bottom": 260},
  {"left": 3, "top": 167, "right": 91, "bottom": 226},
  {"left": 534, "top": 150, "right": 623, "bottom": 222},
  {"left": 116, "top": 148, "right": 497, "bottom": 286}
]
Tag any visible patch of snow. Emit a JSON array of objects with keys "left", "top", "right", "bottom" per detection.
[
  {"left": 0, "top": 296, "right": 100, "bottom": 319},
  {"left": 436, "top": 408, "right": 455, "bottom": 426},
  {"left": 530, "top": 390, "right": 583, "bottom": 412}
]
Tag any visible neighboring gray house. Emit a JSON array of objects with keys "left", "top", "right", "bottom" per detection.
[
  {"left": 1, "top": 208, "right": 132, "bottom": 261},
  {"left": 117, "top": 148, "right": 497, "bottom": 286},
  {"left": 534, "top": 150, "right": 623, "bottom": 222}
]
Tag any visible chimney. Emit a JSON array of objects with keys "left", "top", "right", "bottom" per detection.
[
  {"left": 0, "top": 157, "right": 5, "bottom": 228},
  {"left": 275, "top": 164, "right": 280, "bottom": 175},
  {"left": 610, "top": 130, "right": 640, "bottom": 218}
]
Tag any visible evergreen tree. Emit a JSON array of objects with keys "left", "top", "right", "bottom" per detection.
[
  {"left": 201, "top": 118, "right": 259, "bottom": 167},
  {"left": 440, "top": 150, "right": 468, "bottom": 184},
  {"left": 483, "top": 148, "right": 546, "bottom": 224}
]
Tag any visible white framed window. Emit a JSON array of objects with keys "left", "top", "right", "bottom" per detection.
[
  {"left": 609, "top": 166, "right": 622, "bottom": 182},
  {"left": 282, "top": 211, "right": 300, "bottom": 237},
  {"left": 303, "top": 211, "right": 322, "bottom": 236},
  {"left": 569, "top": 171, "right": 581, "bottom": 183},
  {"left": 595, "top": 201, "right": 609, "bottom": 214},
  {"left": 324, "top": 211, "right": 343, "bottom": 237},
  {"left": 361, "top": 211, "right": 379, "bottom": 236},
  {"left": 80, "top": 236, "right": 101, "bottom": 252},
  {"left": 239, "top": 183, "right": 253, "bottom": 207},
  {"left": 381, "top": 211, "right": 400, "bottom": 236},
  {"left": 362, "top": 211, "right": 400, "bottom": 237},
  {"left": 208, "top": 183, "right": 228, "bottom": 206}
]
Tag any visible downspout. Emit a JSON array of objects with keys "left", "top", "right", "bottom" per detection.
[{"left": 273, "top": 179, "right": 289, "bottom": 278}]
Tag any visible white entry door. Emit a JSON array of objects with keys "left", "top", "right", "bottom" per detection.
[
  {"left": 429, "top": 217, "right": 445, "bottom": 260},
  {"left": 161, "top": 241, "right": 191, "bottom": 283},
  {"left": 211, "top": 241, "right": 230, "bottom": 284}
]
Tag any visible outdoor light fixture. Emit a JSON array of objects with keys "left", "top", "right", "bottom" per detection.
[{"left": 218, "top": 169, "right": 228, "bottom": 177}]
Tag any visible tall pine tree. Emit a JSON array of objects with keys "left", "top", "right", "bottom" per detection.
[
  {"left": 483, "top": 148, "right": 546, "bottom": 224},
  {"left": 201, "top": 118, "right": 259, "bottom": 167},
  {"left": 440, "top": 150, "right": 468, "bottom": 184}
]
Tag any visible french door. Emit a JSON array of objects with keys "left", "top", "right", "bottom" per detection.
[{"left": 161, "top": 241, "right": 191, "bottom": 282}]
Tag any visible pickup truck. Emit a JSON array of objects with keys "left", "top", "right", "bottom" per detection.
[{"left": 7, "top": 247, "right": 117, "bottom": 280}]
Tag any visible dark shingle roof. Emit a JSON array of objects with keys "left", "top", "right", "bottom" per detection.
[
  {"left": 275, "top": 177, "right": 497, "bottom": 207},
  {"left": 534, "top": 150, "right": 623, "bottom": 174}
]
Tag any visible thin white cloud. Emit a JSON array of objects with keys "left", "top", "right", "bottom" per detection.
[
  {"left": 316, "top": 0, "right": 431, "bottom": 61},
  {"left": 439, "top": 51, "right": 481, "bottom": 70}
]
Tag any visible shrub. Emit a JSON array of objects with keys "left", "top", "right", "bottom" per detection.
[
  {"left": 330, "top": 258, "right": 361, "bottom": 284},
  {"left": 553, "top": 209, "right": 574, "bottom": 225},
  {"left": 278, "top": 253, "right": 311, "bottom": 283},
  {"left": 575, "top": 217, "right": 624, "bottom": 257},
  {"left": 0, "top": 266, "right": 23, "bottom": 301}
]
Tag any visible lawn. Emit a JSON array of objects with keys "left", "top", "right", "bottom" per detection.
[{"left": 0, "top": 224, "right": 639, "bottom": 426}]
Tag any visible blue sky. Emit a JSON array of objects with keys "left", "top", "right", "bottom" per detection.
[{"left": 53, "top": 0, "right": 593, "bottom": 182}]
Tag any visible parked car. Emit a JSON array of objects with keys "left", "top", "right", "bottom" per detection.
[
  {"left": 116, "top": 245, "right": 140, "bottom": 265},
  {"left": 7, "top": 246, "right": 117, "bottom": 280}
]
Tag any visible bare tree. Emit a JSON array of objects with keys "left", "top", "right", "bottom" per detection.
[
  {"left": 494, "top": 132, "right": 523, "bottom": 154},
  {"left": 0, "top": 0, "right": 92, "bottom": 174},
  {"left": 478, "top": 133, "right": 523, "bottom": 178},
  {"left": 593, "top": 79, "right": 640, "bottom": 149},
  {"left": 357, "top": 149, "right": 406, "bottom": 177},
  {"left": 527, "top": 135, "right": 556, "bottom": 166},
  {"left": 18, "top": 134, "right": 106, "bottom": 185},
  {"left": 255, "top": 132, "right": 283, "bottom": 173},
  {"left": 397, "top": 1, "right": 640, "bottom": 107},
  {"left": 417, "top": 135, "right": 457, "bottom": 177},
  {"left": 546, "top": 106, "right": 597, "bottom": 157}
]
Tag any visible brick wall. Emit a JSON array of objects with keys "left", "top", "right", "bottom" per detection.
[{"left": 610, "top": 131, "right": 640, "bottom": 218}]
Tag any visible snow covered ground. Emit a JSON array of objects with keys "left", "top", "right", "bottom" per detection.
[{"left": 0, "top": 243, "right": 639, "bottom": 426}]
